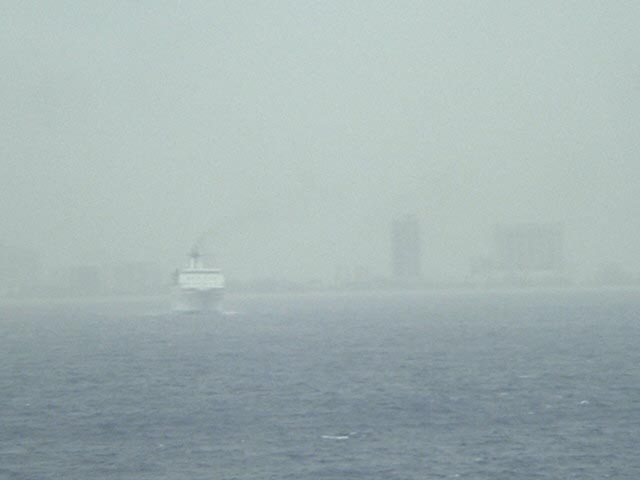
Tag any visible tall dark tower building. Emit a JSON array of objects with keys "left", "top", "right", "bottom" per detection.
[{"left": 391, "top": 215, "right": 422, "bottom": 279}]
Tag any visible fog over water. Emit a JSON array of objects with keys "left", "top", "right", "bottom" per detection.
[{"left": 2, "top": 1, "right": 639, "bottom": 283}]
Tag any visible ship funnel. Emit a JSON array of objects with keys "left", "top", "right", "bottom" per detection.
[{"left": 189, "top": 247, "right": 203, "bottom": 269}]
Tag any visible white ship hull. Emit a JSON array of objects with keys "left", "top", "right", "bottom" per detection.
[
  {"left": 172, "top": 247, "right": 225, "bottom": 313},
  {"left": 171, "top": 286, "right": 224, "bottom": 313}
]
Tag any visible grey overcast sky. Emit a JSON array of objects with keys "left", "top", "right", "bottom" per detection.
[{"left": 1, "top": 1, "right": 639, "bottom": 282}]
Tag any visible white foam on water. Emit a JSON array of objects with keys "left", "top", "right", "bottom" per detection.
[{"left": 321, "top": 435, "right": 350, "bottom": 440}]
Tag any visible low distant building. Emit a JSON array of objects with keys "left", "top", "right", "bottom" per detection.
[
  {"left": 391, "top": 215, "right": 422, "bottom": 280},
  {"left": 107, "top": 262, "right": 163, "bottom": 294},
  {"left": 494, "top": 223, "right": 564, "bottom": 273},
  {"left": 67, "top": 265, "right": 104, "bottom": 295},
  {"left": 593, "top": 263, "right": 634, "bottom": 286},
  {"left": 0, "top": 242, "right": 42, "bottom": 296},
  {"left": 334, "top": 264, "right": 374, "bottom": 289},
  {"left": 472, "top": 223, "right": 566, "bottom": 286},
  {"left": 491, "top": 223, "right": 565, "bottom": 285}
]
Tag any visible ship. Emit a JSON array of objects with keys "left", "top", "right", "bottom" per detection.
[{"left": 171, "top": 247, "right": 225, "bottom": 313}]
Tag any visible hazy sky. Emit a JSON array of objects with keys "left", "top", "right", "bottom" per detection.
[{"left": 2, "top": 1, "right": 639, "bottom": 282}]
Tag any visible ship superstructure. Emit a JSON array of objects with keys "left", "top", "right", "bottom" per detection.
[{"left": 171, "top": 248, "right": 224, "bottom": 313}]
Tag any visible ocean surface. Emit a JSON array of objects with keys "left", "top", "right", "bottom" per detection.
[{"left": 1, "top": 289, "right": 639, "bottom": 479}]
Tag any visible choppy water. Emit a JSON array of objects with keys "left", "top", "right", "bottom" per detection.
[{"left": 1, "top": 289, "right": 640, "bottom": 479}]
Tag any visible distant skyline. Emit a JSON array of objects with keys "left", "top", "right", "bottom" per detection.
[{"left": 2, "top": 1, "right": 639, "bottom": 282}]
